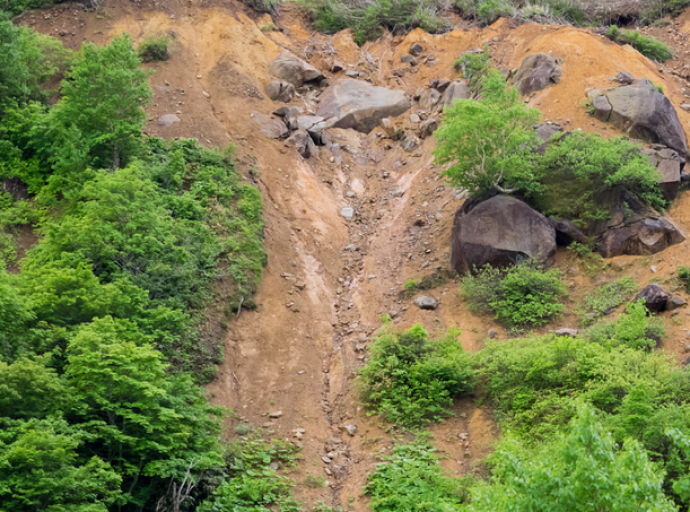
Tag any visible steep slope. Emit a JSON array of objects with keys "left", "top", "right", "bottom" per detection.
[{"left": 22, "top": 2, "right": 690, "bottom": 509}]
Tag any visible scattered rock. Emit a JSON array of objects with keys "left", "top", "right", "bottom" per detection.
[
  {"left": 634, "top": 284, "right": 670, "bottom": 313},
  {"left": 285, "top": 129, "right": 317, "bottom": 158},
  {"left": 617, "top": 71, "right": 635, "bottom": 85},
  {"left": 645, "top": 147, "right": 683, "bottom": 201},
  {"left": 414, "top": 296, "right": 438, "bottom": 310},
  {"left": 513, "top": 53, "right": 563, "bottom": 96},
  {"left": 156, "top": 114, "right": 180, "bottom": 128},
  {"left": 547, "top": 216, "right": 586, "bottom": 246},
  {"left": 341, "top": 425, "right": 358, "bottom": 436},
  {"left": 602, "top": 79, "right": 689, "bottom": 157},
  {"left": 401, "top": 54, "right": 417, "bottom": 64},
  {"left": 410, "top": 113, "right": 420, "bottom": 123},
  {"left": 451, "top": 195, "right": 557, "bottom": 275},
  {"left": 381, "top": 118, "right": 403, "bottom": 140},
  {"left": 316, "top": 79, "right": 410, "bottom": 133},
  {"left": 270, "top": 462, "right": 280, "bottom": 470},
  {"left": 269, "top": 410, "right": 283, "bottom": 418},
  {"left": 264, "top": 80, "right": 296, "bottom": 102},
  {"left": 555, "top": 328, "right": 578, "bottom": 336},
  {"left": 270, "top": 52, "right": 324, "bottom": 87},
  {"left": 251, "top": 112, "right": 289, "bottom": 139},
  {"left": 419, "top": 88, "right": 441, "bottom": 111},
  {"left": 340, "top": 207, "right": 354, "bottom": 221},
  {"left": 409, "top": 42, "right": 423, "bottom": 56},
  {"left": 401, "top": 134, "right": 420, "bottom": 152},
  {"left": 488, "top": 329, "right": 497, "bottom": 339},
  {"left": 419, "top": 118, "right": 439, "bottom": 139}
]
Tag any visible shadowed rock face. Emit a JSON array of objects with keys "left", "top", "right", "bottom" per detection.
[
  {"left": 513, "top": 53, "right": 562, "bottom": 96},
  {"left": 450, "top": 195, "right": 557, "bottom": 276},
  {"left": 316, "top": 79, "right": 410, "bottom": 133},
  {"left": 437, "top": 80, "right": 471, "bottom": 111},
  {"left": 598, "top": 79, "right": 689, "bottom": 158}
]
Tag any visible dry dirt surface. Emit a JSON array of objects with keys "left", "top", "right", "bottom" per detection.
[{"left": 21, "top": 2, "right": 690, "bottom": 509}]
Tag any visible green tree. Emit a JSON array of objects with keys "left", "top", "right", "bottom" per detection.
[
  {"left": 64, "top": 317, "right": 224, "bottom": 508},
  {"left": 52, "top": 33, "right": 152, "bottom": 170},
  {"left": 0, "top": 419, "right": 122, "bottom": 512},
  {"left": 0, "top": 356, "right": 63, "bottom": 419},
  {"left": 433, "top": 69, "right": 541, "bottom": 195},
  {"left": 471, "top": 403, "right": 676, "bottom": 512}
]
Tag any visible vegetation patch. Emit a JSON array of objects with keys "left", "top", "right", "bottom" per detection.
[
  {"left": 461, "top": 261, "right": 566, "bottom": 328},
  {"left": 358, "top": 324, "right": 474, "bottom": 427},
  {"left": 581, "top": 275, "right": 638, "bottom": 320},
  {"left": 138, "top": 33, "right": 174, "bottom": 62},
  {"left": 453, "top": 44, "right": 490, "bottom": 94},
  {"left": 605, "top": 25, "right": 674, "bottom": 62}
]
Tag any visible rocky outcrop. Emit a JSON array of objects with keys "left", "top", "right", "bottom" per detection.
[
  {"left": 591, "top": 79, "right": 689, "bottom": 158},
  {"left": 285, "top": 129, "right": 317, "bottom": 158},
  {"left": 316, "top": 79, "right": 410, "bottom": 133},
  {"left": 418, "top": 88, "right": 441, "bottom": 111},
  {"left": 437, "top": 80, "right": 470, "bottom": 110},
  {"left": 513, "top": 53, "right": 562, "bottom": 96},
  {"left": 451, "top": 195, "right": 557, "bottom": 275},
  {"left": 265, "top": 80, "right": 296, "bottom": 103},
  {"left": 590, "top": 186, "right": 686, "bottom": 257},
  {"left": 419, "top": 118, "right": 439, "bottom": 139},
  {"left": 548, "top": 216, "right": 586, "bottom": 246},
  {"left": 269, "top": 53, "right": 324, "bottom": 87}
]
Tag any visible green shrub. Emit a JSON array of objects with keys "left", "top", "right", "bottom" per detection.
[
  {"left": 583, "top": 300, "right": 665, "bottom": 350},
  {"left": 242, "top": 0, "right": 281, "bottom": 11},
  {"left": 605, "top": 25, "right": 674, "bottom": 62},
  {"left": 453, "top": 44, "right": 490, "bottom": 94},
  {"left": 581, "top": 275, "right": 637, "bottom": 320},
  {"left": 679, "top": 265, "right": 690, "bottom": 292},
  {"left": 471, "top": 403, "right": 676, "bottom": 511},
  {"left": 137, "top": 33, "right": 173, "bottom": 62},
  {"left": 642, "top": 0, "right": 690, "bottom": 25},
  {"left": 364, "top": 443, "right": 473, "bottom": 511},
  {"left": 302, "top": 0, "right": 450, "bottom": 45},
  {"left": 477, "top": 0, "right": 513, "bottom": 24},
  {"left": 531, "top": 131, "right": 666, "bottom": 223},
  {"left": 461, "top": 261, "right": 566, "bottom": 328},
  {"left": 358, "top": 324, "right": 474, "bottom": 427}
]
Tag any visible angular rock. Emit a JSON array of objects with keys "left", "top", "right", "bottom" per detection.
[
  {"left": 592, "top": 94, "right": 612, "bottom": 122},
  {"left": 555, "top": 328, "right": 578, "bottom": 336},
  {"left": 265, "top": 80, "right": 296, "bottom": 102},
  {"left": 340, "top": 207, "right": 354, "bottom": 221},
  {"left": 419, "top": 118, "right": 439, "bottom": 139},
  {"left": 634, "top": 284, "right": 670, "bottom": 313},
  {"left": 307, "top": 121, "right": 326, "bottom": 145},
  {"left": 316, "top": 79, "right": 410, "bottom": 133},
  {"left": 534, "top": 123, "right": 562, "bottom": 141},
  {"left": 157, "top": 114, "right": 180, "bottom": 128},
  {"left": 604, "top": 79, "right": 689, "bottom": 157},
  {"left": 618, "top": 71, "right": 635, "bottom": 85},
  {"left": 513, "top": 53, "right": 562, "bottom": 96},
  {"left": 548, "top": 216, "right": 586, "bottom": 246},
  {"left": 285, "top": 129, "right": 317, "bottom": 158},
  {"left": 646, "top": 147, "right": 683, "bottom": 201},
  {"left": 667, "top": 296, "right": 688, "bottom": 310},
  {"left": 436, "top": 79, "right": 451, "bottom": 92},
  {"left": 297, "top": 115, "right": 324, "bottom": 131},
  {"left": 270, "top": 52, "right": 324, "bottom": 87},
  {"left": 419, "top": 88, "right": 441, "bottom": 111},
  {"left": 409, "top": 42, "right": 423, "bottom": 56},
  {"left": 2, "top": 177, "right": 28, "bottom": 201},
  {"left": 414, "top": 296, "right": 438, "bottom": 310},
  {"left": 380, "top": 118, "right": 403, "bottom": 140},
  {"left": 488, "top": 329, "right": 497, "bottom": 339},
  {"left": 401, "top": 134, "right": 419, "bottom": 152},
  {"left": 438, "top": 80, "right": 470, "bottom": 110},
  {"left": 451, "top": 195, "right": 557, "bottom": 275},
  {"left": 401, "top": 54, "right": 417, "bottom": 64},
  {"left": 251, "top": 111, "right": 289, "bottom": 139}
]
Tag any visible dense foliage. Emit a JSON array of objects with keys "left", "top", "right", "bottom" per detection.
[
  {"left": 364, "top": 443, "right": 472, "bottom": 511},
  {"left": 358, "top": 324, "right": 474, "bottom": 427},
  {"left": 0, "top": 23, "right": 266, "bottom": 512},
  {"left": 460, "top": 261, "right": 566, "bottom": 328},
  {"left": 605, "top": 25, "right": 675, "bottom": 62},
  {"left": 580, "top": 275, "right": 638, "bottom": 320}
]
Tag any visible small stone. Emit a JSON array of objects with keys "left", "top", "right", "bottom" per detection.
[
  {"left": 409, "top": 42, "right": 423, "bottom": 56},
  {"left": 667, "top": 296, "right": 688, "bottom": 310},
  {"left": 340, "top": 207, "right": 354, "bottom": 221},
  {"left": 295, "top": 280, "right": 306, "bottom": 290},
  {"left": 269, "top": 410, "right": 283, "bottom": 418},
  {"left": 555, "top": 328, "right": 578, "bottom": 336},
  {"left": 414, "top": 296, "right": 438, "bottom": 310},
  {"left": 270, "top": 462, "right": 279, "bottom": 470},
  {"left": 322, "top": 457, "right": 332, "bottom": 464},
  {"left": 488, "top": 329, "right": 497, "bottom": 339},
  {"left": 388, "top": 310, "right": 399, "bottom": 318},
  {"left": 410, "top": 113, "right": 420, "bottom": 123},
  {"left": 341, "top": 424, "right": 358, "bottom": 436}
]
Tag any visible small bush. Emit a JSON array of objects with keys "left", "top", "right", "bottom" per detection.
[
  {"left": 461, "top": 261, "right": 566, "bottom": 328},
  {"left": 477, "top": 0, "right": 513, "bottom": 24},
  {"left": 303, "top": 474, "right": 326, "bottom": 488},
  {"left": 358, "top": 324, "right": 474, "bottom": 427},
  {"left": 453, "top": 44, "right": 490, "bottom": 94},
  {"left": 583, "top": 300, "right": 665, "bottom": 350},
  {"left": 138, "top": 34, "right": 173, "bottom": 62},
  {"left": 605, "top": 25, "right": 674, "bottom": 62},
  {"left": 581, "top": 276, "right": 637, "bottom": 320},
  {"left": 679, "top": 265, "right": 690, "bottom": 291},
  {"left": 364, "top": 443, "right": 473, "bottom": 511}
]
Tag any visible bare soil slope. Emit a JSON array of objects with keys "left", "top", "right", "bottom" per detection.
[{"left": 23, "top": 2, "right": 690, "bottom": 509}]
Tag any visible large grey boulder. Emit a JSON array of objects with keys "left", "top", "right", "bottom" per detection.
[
  {"left": 513, "top": 53, "right": 562, "bottom": 96},
  {"left": 590, "top": 186, "right": 686, "bottom": 257},
  {"left": 451, "top": 195, "right": 557, "bottom": 275},
  {"left": 270, "top": 53, "right": 324, "bottom": 87},
  {"left": 643, "top": 146, "right": 683, "bottom": 202},
  {"left": 316, "top": 79, "right": 410, "bottom": 133},
  {"left": 634, "top": 284, "right": 670, "bottom": 313},
  {"left": 251, "top": 111, "right": 289, "bottom": 139},
  {"left": 598, "top": 79, "right": 689, "bottom": 158},
  {"left": 437, "top": 80, "right": 470, "bottom": 110}
]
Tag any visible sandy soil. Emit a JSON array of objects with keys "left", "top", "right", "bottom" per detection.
[{"left": 21, "top": 2, "right": 690, "bottom": 509}]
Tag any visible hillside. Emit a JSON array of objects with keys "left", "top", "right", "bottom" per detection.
[{"left": 4, "top": 0, "right": 690, "bottom": 510}]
